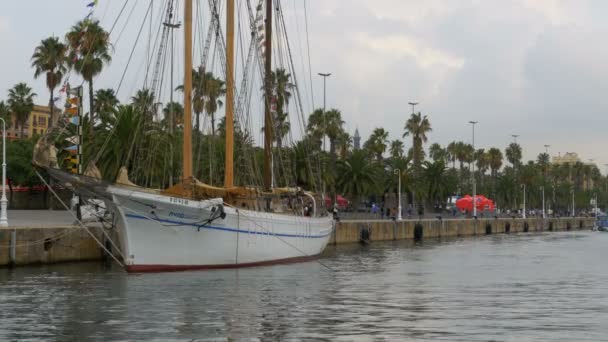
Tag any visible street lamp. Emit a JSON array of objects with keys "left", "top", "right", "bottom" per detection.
[
  {"left": 511, "top": 134, "right": 519, "bottom": 144},
  {"left": 571, "top": 188, "right": 575, "bottom": 217},
  {"left": 469, "top": 120, "right": 478, "bottom": 218},
  {"left": 522, "top": 184, "right": 526, "bottom": 219},
  {"left": 408, "top": 101, "right": 418, "bottom": 114},
  {"left": 394, "top": 168, "right": 402, "bottom": 221},
  {"left": 0, "top": 118, "right": 7, "bottom": 227},
  {"left": 318, "top": 72, "right": 331, "bottom": 151},
  {"left": 541, "top": 186, "right": 545, "bottom": 219},
  {"left": 544, "top": 144, "right": 550, "bottom": 155}
]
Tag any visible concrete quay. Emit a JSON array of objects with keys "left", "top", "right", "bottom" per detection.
[
  {"left": 330, "top": 217, "right": 596, "bottom": 244},
  {"left": 0, "top": 212, "right": 596, "bottom": 268}
]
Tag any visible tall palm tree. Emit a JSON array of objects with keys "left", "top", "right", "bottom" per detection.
[
  {"left": 307, "top": 108, "right": 345, "bottom": 198},
  {"left": 336, "top": 131, "right": 352, "bottom": 159},
  {"left": 31, "top": 36, "right": 67, "bottom": 129},
  {"left": 94, "top": 88, "right": 119, "bottom": 122},
  {"left": 7, "top": 83, "right": 36, "bottom": 138},
  {"left": 204, "top": 74, "right": 226, "bottom": 136},
  {"left": 269, "top": 68, "right": 293, "bottom": 116},
  {"left": 66, "top": 19, "right": 111, "bottom": 137},
  {"left": 429, "top": 143, "right": 446, "bottom": 163},
  {"left": 403, "top": 112, "right": 432, "bottom": 170},
  {"left": 487, "top": 147, "right": 503, "bottom": 178},
  {"left": 389, "top": 139, "right": 405, "bottom": 159},
  {"left": 537, "top": 152, "right": 550, "bottom": 177},
  {"left": 505, "top": 143, "right": 522, "bottom": 168},
  {"left": 163, "top": 102, "right": 184, "bottom": 129},
  {"left": 446, "top": 141, "right": 457, "bottom": 169},
  {"left": 131, "top": 89, "right": 155, "bottom": 122},
  {"left": 363, "top": 127, "right": 389, "bottom": 161}
]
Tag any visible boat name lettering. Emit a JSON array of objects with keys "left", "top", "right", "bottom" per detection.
[
  {"left": 169, "top": 211, "right": 198, "bottom": 220},
  {"left": 169, "top": 197, "right": 189, "bottom": 205}
]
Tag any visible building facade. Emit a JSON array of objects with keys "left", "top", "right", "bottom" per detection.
[{"left": 7, "top": 105, "right": 52, "bottom": 139}]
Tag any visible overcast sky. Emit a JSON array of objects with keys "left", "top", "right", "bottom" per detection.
[{"left": 1, "top": 0, "right": 607, "bottom": 172}]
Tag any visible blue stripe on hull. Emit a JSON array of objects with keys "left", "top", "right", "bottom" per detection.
[{"left": 124, "top": 213, "right": 332, "bottom": 239}]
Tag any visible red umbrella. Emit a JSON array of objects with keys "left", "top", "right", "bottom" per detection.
[
  {"left": 324, "top": 195, "right": 349, "bottom": 209},
  {"left": 456, "top": 195, "right": 496, "bottom": 212}
]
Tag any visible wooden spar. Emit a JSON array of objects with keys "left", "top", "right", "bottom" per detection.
[
  {"left": 224, "top": 0, "right": 235, "bottom": 188},
  {"left": 182, "top": 0, "right": 193, "bottom": 181},
  {"left": 263, "top": 0, "right": 273, "bottom": 191}
]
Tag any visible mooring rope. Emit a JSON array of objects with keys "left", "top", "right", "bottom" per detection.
[{"left": 34, "top": 169, "right": 124, "bottom": 267}]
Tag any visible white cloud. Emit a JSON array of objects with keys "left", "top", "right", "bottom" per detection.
[{"left": 354, "top": 32, "right": 464, "bottom": 70}]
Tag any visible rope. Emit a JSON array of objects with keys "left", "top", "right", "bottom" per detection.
[{"left": 34, "top": 169, "right": 124, "bottom": 267}]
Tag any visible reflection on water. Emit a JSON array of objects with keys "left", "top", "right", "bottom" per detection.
[{"left": 1, "top": 231, "right": 608, "bottom": 341}]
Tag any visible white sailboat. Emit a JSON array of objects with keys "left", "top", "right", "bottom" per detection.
[{"left": 34, "top": 0, "right": 333, "bottom": 272}]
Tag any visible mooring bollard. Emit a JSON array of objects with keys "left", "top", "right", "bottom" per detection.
[
  {"left": 414, "top": 223, "right": 423, "bottom": 241},
  {"left": 359, "top": 224, "right": 371, "bottom": 244}
]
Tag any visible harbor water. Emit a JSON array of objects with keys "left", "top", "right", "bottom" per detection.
[{"left": 1, "top": 231, "right": 607, "bottom": 341}]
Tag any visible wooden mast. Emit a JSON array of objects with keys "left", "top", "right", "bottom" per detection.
[
  {"left": 182, "top": 0, "right": 193, "bottom": 181},
  {"left": 224, "top": 0, "right": 235, "bottom": 188},
  {"left": 263, "top": 0, "right": 273, "bottom": 191}
]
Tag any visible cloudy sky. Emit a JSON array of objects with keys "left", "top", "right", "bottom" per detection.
[{"left": 1, "top": 0, "right": 607, "bottom": 171}]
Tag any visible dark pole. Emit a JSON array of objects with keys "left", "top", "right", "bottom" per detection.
[{"left": 263, "top": 0, "right": 273, "bottom": 192}]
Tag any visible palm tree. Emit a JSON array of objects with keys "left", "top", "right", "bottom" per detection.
[
  {"left": 94, "top": 88, "right": 119, "bottom": 122},
  {"left": 537, "top": 152, "right": 550, "bottom": 177},
  {"left": 66, "top": 19, "right": 111, "bottom": 137},
  {"left": 163, "top": 102, "right": 184, "bottom": 129},
  {"left": 475, "top": 149, "right": 489, "bottom": 175},
  {"left": 505, "top": 143, "right": 522, "bottom": 168},
  {"left": 422, "top": 160, "right": 456, "bottom": 211},
  {"left": 269, "top": 68, "right": 293, "bottom": 115},
  {"left": 31, "top": 36, "right": 67, "bottom": 129},
  {"left": 429, "top": 143, "right": 446, "bottom": 163},
  {"left": 487, "top": 147, "right": 503, "bottom": 178},
  {"left": 336, "top": 131, "right": 352, "bottom": 159},
  {"left": 403, "top": 112, "right": 432, "bottom": 170},
  {"left": 204, "top": 74, "right": 226, "bottom": 136},
  {"left": 389, "top": 139, "right": 404, "bottom": 159},
  {"left": 446, "top": 141, "right": 457, "bottom": 169},
  {"left": 336, "top": 149, "right": 378, "bottom": 208},
  {"left": 363, "top": 128, "right": 389, "bottom": 161},
  {"left": 0, "top": 101, "right": 11, "bottom": 128},
  {"left": 131, "top": 89, "right": 155, "bottom": 122},
  {"left": 306, "top": 108, "right": 345, "bottom": 198},
  {"left": 7, "top": 83, "right": 36, "bottom": 138}
]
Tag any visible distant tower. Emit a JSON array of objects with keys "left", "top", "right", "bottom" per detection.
[{"left": 353, "top": 128, "right": 361, "bottom": 150}]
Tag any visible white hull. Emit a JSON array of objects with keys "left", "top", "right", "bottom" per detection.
[{"left": 106, "top": 187, "right": 333, "bottom": 272}]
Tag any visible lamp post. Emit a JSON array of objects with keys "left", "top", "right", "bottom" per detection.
[
  {"left": 408, "top": 102, "right": 418, "bottom": 114},
  {"left": 0, "top": 118, "right": 7, "bottom": 227},
  {"left": 511, "top": 134, "right": 519, "bottom": 144},
  {"left": 469, "top": 121, "right": 478, "bottom": 218},
  {"left": 571, "top": 188, "right": 575, "bottom": 217},
  {"left": 522, "top": 184, "right": 526, "bottom": 219},
  {"left": 318, "top": 72, "right": 331, "bottom": 152},
  {"left": 541, "top": 186, "right": 545, "bottom": 219},
  {"left": 394, "top": 168, "right": 402, "bottom": 221}
]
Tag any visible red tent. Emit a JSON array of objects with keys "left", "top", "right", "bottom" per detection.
[
  {"left": 456, "top": 195, "right": 495, "bottom": 212},
  {"left": 325, "top": 195, "right": 349, "bottom": 209}
]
